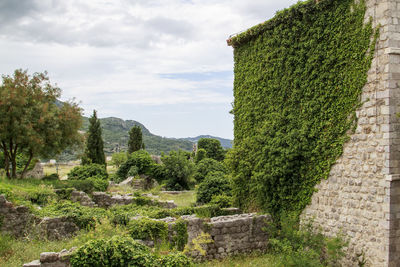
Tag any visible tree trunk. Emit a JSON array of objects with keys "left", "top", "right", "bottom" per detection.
[
  {"left": 1, "top": 142, "right": 11, "bottom": 178},
  {"left": 20, "top": 150, "right": 33, "bottom": 179}
]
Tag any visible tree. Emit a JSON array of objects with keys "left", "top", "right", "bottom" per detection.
[
  {"left": 82, "top": 110, "right": 105, "bottom": 165},
  {"left": 128, "top": 125, "right": 144, "bottom": 154},
  {"left": 0, "top": 69, "right": 82, "bottom": 178},
  {"left": 197, "top": 138, "right": 225, "bottom": 161},
  {"left": 162, "top": 150, "right": 195, "bottom": 190},
  {"left": 111, "top": 152, "right": 127, "bottom": 168}
]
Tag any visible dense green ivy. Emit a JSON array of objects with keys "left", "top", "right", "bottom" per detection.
[{"left": 228, "top": 0, "right": 377, "bottom": 220}]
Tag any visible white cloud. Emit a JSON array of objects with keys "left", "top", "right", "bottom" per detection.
[{"left": 0, "top": 0, "right": 299, "bottom": 138}]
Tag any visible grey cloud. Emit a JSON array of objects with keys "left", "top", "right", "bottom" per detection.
[{"left": 0, "top": 0, "right": 38, "bottom": 25}]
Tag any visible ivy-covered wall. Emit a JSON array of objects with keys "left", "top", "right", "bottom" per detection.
[{"left": 228, "top": 0, "right": 377, "bottom": 219}]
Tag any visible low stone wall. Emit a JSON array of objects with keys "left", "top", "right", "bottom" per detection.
[
  {"left": 22, "top": 213, "right": 271, "bottom": 266},
  {"left": 0, "top": 195, "right": 78, "bottom": 240},
  {"left": 23, "top": 248, "right": 75, "bottom": 267},
  {"left": 38, "top": 217, "right": 79, "bottom": 240},
  {"left": 0, "top": 195, "right": 39, "bottom": 237},
  {"left": 70, "top": 190, "right": 95, "bottom": 207},
  {"left": 183, "top": 213, "right": 271, "bottom": 261}
]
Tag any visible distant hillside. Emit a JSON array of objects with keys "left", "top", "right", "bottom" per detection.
[
  {"left": 181, "top": 135, "right": 232, "bottom": 149},
  {"left": 57, "top": 115, "right": 232, "bottom": 161},
  {"left": 81, "top": 117, "right": 194, "bottom": 155}
]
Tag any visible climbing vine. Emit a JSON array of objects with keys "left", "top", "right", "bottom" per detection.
[{"left": 227, "top": 0, "right": 378, "bottom": 220}]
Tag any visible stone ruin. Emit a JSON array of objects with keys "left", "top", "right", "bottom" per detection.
[{"left": 23, "top": 213, "right": 271, "bottom": 267}]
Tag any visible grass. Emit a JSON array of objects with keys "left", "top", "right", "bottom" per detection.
[
  {"left": 0, "top": 220, "right": 128, "bottom": 267},
  {"left": 195, "top": 252, "right": 280, "bottom": 267},
  {"left": 158, "top": 191, "right": 196, "bottom": 207},
  {"left": 43, "top": 164, "right": 76, "bottom": 179}
]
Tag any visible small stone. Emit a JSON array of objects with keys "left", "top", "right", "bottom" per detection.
[
  {"left": 40, "top": 252, "right": 59, "bottom": 263},
  {"left": 23, "top": 260, "right": 41, "bottom": 267}
]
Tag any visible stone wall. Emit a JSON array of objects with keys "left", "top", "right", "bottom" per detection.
[
  {"left": 302, "top": 1, "right": 400, "bottom": 266},
  {"left": 22, "top": 213, "right": 271, "bottom": 266},
  {"left": 172, "top": 213, "right": 271, "bottom": 262},
  {"left": 0, "top": 195, "right": 39, "bottom": 237},
  {"left": 0, "top": 195, "right": 78, "bottom": 240}
]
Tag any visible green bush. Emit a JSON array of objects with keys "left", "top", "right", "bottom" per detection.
[
  {"left": 38, "top": 201, "right": 107, "bottom": 229},
  {"left": 70, "top": 236, "right": 156, "bottom": 267},
  {"left": 52, "top": 179, "right": 100, "bottom": 194},
  {"left": 87, "top": 176, "right": 109, "bottom": 192},
  {"left": 115, "top": 150, "right": 155, "bottom": 183},
  {"left": 197, "top": 138, "right": 225, "bottom": 161},
  {"left": 55, "top": 188, "right": 75, "bottom": 200},
  {"left": 162, "top": 150, "right": 194, "bottom": 191},
  {"left": 128, "top": 166, "right": 139, "bottom": 177},
  {"left": 196, "top": 171, "right": 232, "bottom": 204},
  {"left": 209, "top": 194, "right": 233, "bottom": 208},
  {"left": 148, "top": 164, "right": 166, "bottom": 183},
  {"left": 0, "top": 181, "right": 56, "bottom": 206},
  {"left": 158, "top": 252, "right": 193, "bottom": 267},
  {"left": 171, "top": 219, "right": 188, "bottom": 251},
  {"left": 194, "top": 148, "right": 207, "bottom": 163},
  {"left": 128, "top": 217, "right": 168, "bottom": 242},
  {"left": 68, "top": 164, "right": 108, "bottom": 180},
  {"left": 193, "top": 158, "right": 226, "bottom": 183}
]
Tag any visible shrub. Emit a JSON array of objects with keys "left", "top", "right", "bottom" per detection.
[
  {"left": 209, "top": 194, "right": 233, "bottom": 208},
  {"left": 193, "top": 158, "right": 226, "bottom": 183},
  {"left": 68, "top": 164, "right": 108, "bottom": 180},
  {"left": 158, "top": 252, "right": 193, "bottom": 267},
  {"left": 115, "top": 150, "right": 154, "bottom": 183},
  {"left": 162, "top": 150, "right": 194, "bottom": 191},
  {"left": 268, "top": 213, "right": 347, "bottom": 267},
  {"left": 148, "top": 164, "right": 166, "bottom": 183},
  {"left": 196, "top": 171, "right": 232, "bottom": 204},
  {"left": 70, "top": 236, "right": 156, "bottom": 267},
  {"left": 42, "top": 173, "right": 59, "bottom": 181},
  {"left": 52, "top": 179, "right": 100, "bottom": 194},
  {"left": 55, "top": 188, "right": 75, "bottom": 200},
  {"left": 197, "top": 138, "right": 224, "bottom": 161},
  {"left": 38, "top": 201, "right": 107, "bottom": 229},
  {"left": 111, "top": 152, "right": 128, "bottom": 168},
  {"left": 128, "top": 217, "right": 168, "bottom": 242},
  {"left": 171, "top": 219, "right": 188, "bottom": 251},
  {"left": 128, "top": 166, "right": 139, "bottom": 177},
  {"left": 87, "top": 176, "right": 109, "bottom": 192},
  {"left": 194, "top": 148, "right": 207, "bottom": 163}
]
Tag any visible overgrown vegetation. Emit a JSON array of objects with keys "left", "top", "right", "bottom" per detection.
[{"left": 228, "top": 0, "right": 378, "bottom": 220}]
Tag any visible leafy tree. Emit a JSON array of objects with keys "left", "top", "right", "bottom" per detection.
[
  {"left": 196, "top": 171, "right": 232, "bottom": 204},
  {"left": 128, "top": 125, "right": 144, "bottom": 154},
  {"left": 111, "top": 152, "right": 127, "bottom": 168},
  {"left": 197, "top": 138, "right": 224, "bottom": 161},
  {"left": 194, "top": 148, "right": 207, "bottom": 163},
  {"left": 115, "top": 150, "right": 155, "bottom": 182},
  {"left": 162, "top": 150, "right": 194, "bottom": 190},
  {"left": 193, "top": 158, "right": 226, "bottom": 183},
  {"left": 82, "top": 110, "right": 105, "bottom": 165},
  {"left": 0, "top": 69, "right": 82, "bottom": 178}
]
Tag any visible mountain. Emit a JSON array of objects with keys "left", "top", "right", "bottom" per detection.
[
  {"left": 81, "top": 117, "right": 233, "bottom": 155},
  {"left": 81, "top": 117, "right": 194, "bottom": 155},
  {"left": 180, "top": 135, "right": 232, "bottom": 149}
]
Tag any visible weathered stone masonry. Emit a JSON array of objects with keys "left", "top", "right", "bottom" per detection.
[
  {"left": 23, "top": 213, "right": 271, "bottom": 267},
  {"left": 302, "top": 1, "right": 400, "bottom": 266}
]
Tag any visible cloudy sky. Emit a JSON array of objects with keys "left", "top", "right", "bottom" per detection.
[{"left": 0, "top": 0, "right": 298, "bottom": 139}]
